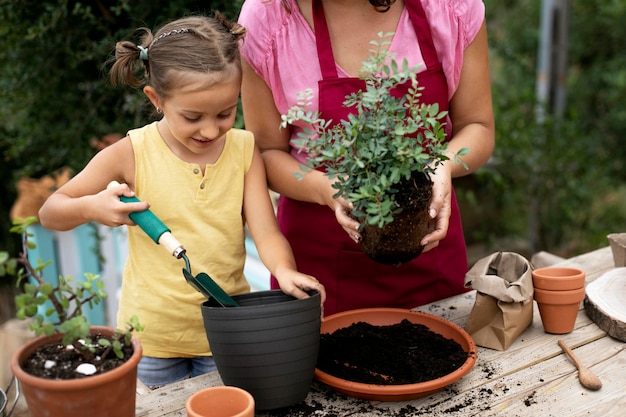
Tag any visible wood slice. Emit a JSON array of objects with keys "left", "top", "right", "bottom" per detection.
[{"left": 584, "top": 267, "right": 626, "bottom": 342}]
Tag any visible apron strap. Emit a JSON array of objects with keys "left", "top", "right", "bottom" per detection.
[
  {"left": 312, "top": 0, "right": 339, "bottom": 79},
  {"left": 313, "top": 0, "right": 441, "bottom": 80},
  {"left": 403, "top": 0, "right": 440, "bottom": 70}
]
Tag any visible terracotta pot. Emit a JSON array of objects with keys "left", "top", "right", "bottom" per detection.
[
  {"left": 10, "top": 326, "right": 142, "bottom": 417},
  {"left": 186, "top": 386, "right": 255, "bottom": 417},
  {"left": 534, "top": 287, "right": 585, "bottom": 334},
  {"left": 360, "top": 173, "right": 433, "bottom": 265},
  {"left": 532, "top": 267, "right": 585, "bottom": 291},
  {"left": 201, "top": 290, "right": 321, "bottom": 410}
]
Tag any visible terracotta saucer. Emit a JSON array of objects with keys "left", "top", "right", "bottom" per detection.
[{"left": 315, "top": 308, "right": 478, "bottom": 401}]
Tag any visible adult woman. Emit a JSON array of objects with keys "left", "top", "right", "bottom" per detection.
[{"left": 239, "top": 0, "right": 494, "bottom": 316}]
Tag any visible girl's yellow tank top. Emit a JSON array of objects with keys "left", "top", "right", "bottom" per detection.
[{"left": 117, "top": 122, "right": 252, "bottom": 357}]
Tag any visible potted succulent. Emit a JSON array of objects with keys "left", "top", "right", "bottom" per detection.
[
  {"left": 282, "top": 33, "right": 468, "bottom": 264},
  {"left": 0, "top": 216, "right": 143, "bottom": 417}
]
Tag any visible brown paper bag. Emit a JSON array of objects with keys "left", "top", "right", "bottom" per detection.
[{"left": 464, "top": 252, "right": 534, "bottom": 351}]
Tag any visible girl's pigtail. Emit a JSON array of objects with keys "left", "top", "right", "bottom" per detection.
[
  {"left": 214, "top": 11, "right": 247, "bottom": 42},
  {"left": 109, "top": 28, "right": 154, "bottom": 88}
]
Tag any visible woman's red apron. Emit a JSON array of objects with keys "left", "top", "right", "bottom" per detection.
[{"left": 273, "top": 0, "right": 469, "bottom": 316}]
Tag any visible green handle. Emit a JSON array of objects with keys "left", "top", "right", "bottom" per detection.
[{"left": 120, "top": 195, "right": 170, "bottom": 244}]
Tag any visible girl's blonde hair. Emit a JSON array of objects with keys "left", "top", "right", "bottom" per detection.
[{"left": 110, "top": 12, "right": 246, "bottom": 98}]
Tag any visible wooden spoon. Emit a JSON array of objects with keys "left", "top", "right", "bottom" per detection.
[{"left": 557, "top": 339, "right": 602, "bottom": 390}]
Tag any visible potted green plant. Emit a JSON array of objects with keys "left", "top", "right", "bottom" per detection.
[
  {"left": 0, "top": 216, "right": 143, "bottom": 417},
  {"left": 281, "top": 33, "right": 468, "bottom": 264}
]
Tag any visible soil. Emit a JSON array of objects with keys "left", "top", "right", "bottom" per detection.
[
  {"left": 317, "top": 319, "right": 468, "bottom": 385},
  {"left": 360, "top": 173, "right": 433, "bottom": 265},
  {"left": 21, "top": 331, "right": 134, "bottom": 380}
]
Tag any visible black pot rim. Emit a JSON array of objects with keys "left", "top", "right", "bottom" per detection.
[{"left": 201, "top": 289, "right": 320, "bottom": 310}]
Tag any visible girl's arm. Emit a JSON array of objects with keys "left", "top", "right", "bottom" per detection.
[
  {"left": 241, "top": 59, "right": 361, "bottom": 239},
  {"left": 242, "top": 144, "right": 326, "bottom": 304},
  {"left": 38, "top": 137, "right": 149, "bottom": 230}
]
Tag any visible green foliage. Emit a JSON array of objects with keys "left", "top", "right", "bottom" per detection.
[
  {"left": 0, "top": 0, "right": 243, "bottom": 181},
  {"left": 282, "top": 33, "right": 467, "bottom": 228},
  {"left": 1, "top": 217, "right": 142, "bottom": 360},
  {"left": 0, "top": 0, "right": 244, "bottom": 266},
  {"left": 482, "top": 0, "right": 626, "bottom": 256}
]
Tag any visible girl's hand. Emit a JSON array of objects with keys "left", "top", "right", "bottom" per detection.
[
  {"left": 274, "top": 267, "right": 326, "bottom": 309},
  {"left": 99, "top": 181, "right": 150, "bottom": 227}
]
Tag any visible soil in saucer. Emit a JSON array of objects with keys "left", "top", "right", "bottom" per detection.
[
  {"left": 317, "top": 319, "right": 467, "bottom": 385},
  {"left": 21, "top": 332, "right": 133, "bottom": 379}
]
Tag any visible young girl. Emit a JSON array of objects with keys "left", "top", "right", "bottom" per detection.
[{"left": 38, "top": 12, "right": 325, "bottom": 388}]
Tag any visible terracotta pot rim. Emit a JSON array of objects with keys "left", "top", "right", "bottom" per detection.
[
  {"left": 10, "top": 325, "right": 142, "bottom": 390},
  {"left": 532, "top": 267, "right": 585, "bottom": 290},
  {"left": 186, "top": 386, "right": 255, "bottom": 417},
  {"left": 532, "top": 266, "right": 584, "bottom": 276},
  {"left": 533, "top": 287, "right": 585, "bottom": 304}
]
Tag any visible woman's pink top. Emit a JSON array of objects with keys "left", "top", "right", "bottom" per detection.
[{"left": 239, "top": 0, "right": 484, "bottom": 162}]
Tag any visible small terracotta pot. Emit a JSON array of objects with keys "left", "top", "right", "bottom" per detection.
[
  {"left": 186, "top": 386, "right": 255, "bottom": 417},
  {"left": 534, "top": 287, "right": 585, "bottom": 334},
  {"left": 532, "top": 267, "right": 585, "bottom": 291}
]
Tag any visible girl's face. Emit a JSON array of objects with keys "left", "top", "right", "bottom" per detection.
[{"left": 145, "top": 75, "right": 241, "bottom": 160}]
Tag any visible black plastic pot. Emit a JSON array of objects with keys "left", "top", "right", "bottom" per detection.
[{"left": 201, "top": 290, "right": 321, "bottom": 410}]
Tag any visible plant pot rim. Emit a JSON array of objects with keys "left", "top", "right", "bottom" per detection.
[
  {"left": 10, "top": 325, "right": 142, "bottom": 390},
  {"left": 186, "top": 386, "right": 255, "bottom": 417},
  {"left": 533, "top": 287, "right": 585, "bottom": 304},
  {"left": 201, "top": 289, "right": 320, "bottom": 312},
  {"left": 532, "top": 266, "right": 585, "bottom": 277},
  {"left": 532, "top": 267, "right": 585, "bottom": 290}
]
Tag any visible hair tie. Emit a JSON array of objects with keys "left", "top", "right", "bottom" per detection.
[{"left": 137, "top": 45, "right": 149, "bottom": 61}]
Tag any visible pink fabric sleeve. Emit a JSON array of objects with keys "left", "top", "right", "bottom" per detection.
[
  {"left": 423, "top": 0, "right": 485, "bottom": 97},
  {"left": 239, "top": 0, "right": 485, "bottom": 104}
]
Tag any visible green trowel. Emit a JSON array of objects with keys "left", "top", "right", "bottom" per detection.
[{"left": 114, "top": 187, "right": 239, "bottom": 307}]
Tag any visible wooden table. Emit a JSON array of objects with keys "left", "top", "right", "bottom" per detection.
[{"left": 135, "top": 246, "right": 626, "bottom": 416}]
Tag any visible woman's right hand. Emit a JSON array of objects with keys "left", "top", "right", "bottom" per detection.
[{"left": 323, "top": 179, "right": 362, "bottom": 244}]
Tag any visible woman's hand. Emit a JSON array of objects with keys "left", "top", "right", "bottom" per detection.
[
  {"left": 419, "top": 165, "right": 453, "bottom": 252},
  {"left": 321, "top": 178, "right": 362, "bottom": 244},
  {"left": 332, "top": 198, "right": 362, "bottom": 244}
]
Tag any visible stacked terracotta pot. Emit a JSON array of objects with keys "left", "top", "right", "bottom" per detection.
[{"left": 532, "top": 267, "right": 586, "bottom": 334}]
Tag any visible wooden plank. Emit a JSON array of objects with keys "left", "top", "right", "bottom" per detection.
[
  {"left": 134, "top": 246, "right": 622, "bottom": 417},
  {"left": 489, "top": 337, "right": 626, "bottom": 417},
  {"left": 554, "top": 246, "right": 613, "bottom": 282},
  {"left": 135, "top": 372, "right": 223, "bottom": 417}
]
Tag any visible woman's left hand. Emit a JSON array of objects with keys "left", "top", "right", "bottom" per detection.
[{"left": 420, "top": 165, "right": 453, "bottom": 252}]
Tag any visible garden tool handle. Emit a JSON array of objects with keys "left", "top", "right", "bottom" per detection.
[
  {"left": 108, "top": 182, "right": 185, "bottom": 258},
  {"left": 119, "top": 195, "right": 185, "bottom": 258}
]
